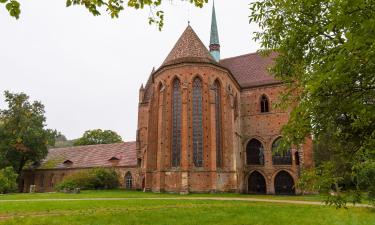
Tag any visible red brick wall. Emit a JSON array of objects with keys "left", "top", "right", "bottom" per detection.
[
  {"left": 239, "top": 85, "right": 313, "bottom": 194},
  {"left": 21, "top": 167, "right": 140, "bottom": 193},
  {"left": 137, "top": 64, "right": 314, "bottom": 194},
  {"left": 137, "top": 63, "right": 241, "bottom": 193}
]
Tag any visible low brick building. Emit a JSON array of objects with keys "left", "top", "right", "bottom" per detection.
[
  {"left": 136, "top": 4, "right": 313, "bottom": 194},
  {"left": 21, "top": 142, "right": 139, "bottom": 192}
]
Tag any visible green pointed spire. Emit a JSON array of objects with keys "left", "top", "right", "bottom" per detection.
[{"left": 209, "top": 0, "right": 220, "bottom": 62}]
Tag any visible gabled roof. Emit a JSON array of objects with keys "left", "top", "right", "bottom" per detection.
[
  {"left": 161, "top": 25, "right": 216, "bottom": 67},
  {"left": 36, "top": 142, "right": 136, "bottom": 170},
  {"left": 220, "top": 52, "right": 281, "bottom": 88}
]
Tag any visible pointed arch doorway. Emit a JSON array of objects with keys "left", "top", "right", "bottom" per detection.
[
  {"left": 274, "top": 171, "right": 295, "bottom": 195},
  {"left": 248, "top": 171, "right": 267, "bottom": 194}
]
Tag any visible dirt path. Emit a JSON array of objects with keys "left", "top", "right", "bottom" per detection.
[{"left": 0, "top": 197, "right": 372, "bottom": 208}]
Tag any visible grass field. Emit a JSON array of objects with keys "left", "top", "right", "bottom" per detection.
[
  {"left": 0, "top": 189, "right": 326, "bottom": 201},
  {"left": 0, "top": 190, "right": 374, "bottom": 225}
]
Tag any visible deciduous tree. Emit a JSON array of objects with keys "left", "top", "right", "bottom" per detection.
[
  {"left": 250, "top": 0, "right": 375, "bottom": 206},
  {"left": 74, "top": 129, "right": 123, "bottom": 146},
  {"left": 1, "top": 0, "right": 208, "bottom": 30},
  {"left": 0, "top": 91, "right": 56, "bottom": 175}
]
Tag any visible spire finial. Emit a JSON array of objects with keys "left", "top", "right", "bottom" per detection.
[
  {"left": 209, "top": 0, "right": 220, "bottom": 62},
  {"left": 187, "top": 0, "right": 191, "bottom": 27}
]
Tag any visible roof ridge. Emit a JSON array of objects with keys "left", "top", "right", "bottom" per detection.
[
  {"left": 49, "top": 141, "right": 136, "bottom": 151},
  {"left": 220, "top": 52, "right": 260, "bottom": 62}
]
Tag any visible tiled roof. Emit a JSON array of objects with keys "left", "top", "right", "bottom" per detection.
[
  {"left": 162, "top": 25, "right": 217, "bottom": 67},
  {"left": 37, "top": 142, "right": 137, "bottom": 170},
  {"left": 220, "top": 52, "right": 281, "bottom": 88}
]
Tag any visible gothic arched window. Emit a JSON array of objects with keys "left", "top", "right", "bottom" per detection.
[
  {"left": 213, "top": 80, "right": 222, "bottom": 167},
  {"left": 172, "top": 78, "right": 182, "bottom": 167},
  {"left": 125, "top": 172, "right": 133, "bottom": 189},
  {"left": 246, "top": 139, "right": 264, "bottom": 165},
  {"left": 272, "top": 137, "right": 292, "bottom": 165},
  {"left": 260, "top": 95, "right": 269, "bottom": 113},
  {"left": 192, "top": 77, "right": 203, "bottom": 167}
]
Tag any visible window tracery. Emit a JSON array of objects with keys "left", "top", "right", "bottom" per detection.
[
  {"left": 172, "top": 78, "right": 182, "bottom": 167},
  {"left": 213, "top": 80, "right": 222, "bottom": 167},
  {"left": 192, "top": 78, "right": 203, "bottom": 167}
]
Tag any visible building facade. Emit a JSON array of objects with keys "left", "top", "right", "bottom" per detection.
[
  {"left": 21, "top": 142, "right": 139, "bottom": 193},
  {"left": 136, "top": 4, "right": 313, "bottom": 194}
]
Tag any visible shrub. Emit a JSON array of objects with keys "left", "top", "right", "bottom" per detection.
[
  {"left": 0, "top": 167, "right": 18, "bottom": 194},
  {"left": 358, "top": 161, "right": 375, "bottom": 205},
  {"left": 56, "top": 168, "right": 119, "bottom": 191},
  {"left": 91, "top": 168, "right": 119, "bottom": 189}
]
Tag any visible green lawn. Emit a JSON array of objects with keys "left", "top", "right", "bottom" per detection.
[
  {"left": 0, "top": 190, "right": 373, "bottom": 225},
  {"left": 0, "top": 189, "right": 326, "bottom": 201}
]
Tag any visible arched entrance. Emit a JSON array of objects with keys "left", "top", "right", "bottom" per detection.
[
  {"left": 274, "top": 171, "right": 295, "bottom": 195},
  {"left": 248, "top": 171, "right": 266, "bottom": 194}
]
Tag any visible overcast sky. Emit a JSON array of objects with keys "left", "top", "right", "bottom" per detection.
[{"left": 0, "top": 0, "right": 260, "bottom": 141}]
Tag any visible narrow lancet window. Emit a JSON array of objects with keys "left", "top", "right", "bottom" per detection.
[
  {"left": 172, "top": 78, "right": 182, "bottom": 167},
  {"left": 260, "top": 95, "right": 269, "bottom": 113},
  {"left": 192, "top": 78, "right": 203, "bottom": 167},
  {"left": 234, "top": 95, "right": 239, "bottom": 120},
  {"left": 213, "top": 80, "right": 222, "bottom": 167}
]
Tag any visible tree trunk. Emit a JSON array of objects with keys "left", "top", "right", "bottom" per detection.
[{"left": 16, "top": 158, "right": 26, "bottom": 192}]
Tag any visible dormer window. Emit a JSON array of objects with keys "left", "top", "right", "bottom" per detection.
[
  {"left": 109, "top": 157, "right": 120, "bottom": 161},
  {"left": 63, "top": 160, "right": 73, "bottom": 166},
  {"left": 260, "top": 95, "right": 269, "bottom": 113}
]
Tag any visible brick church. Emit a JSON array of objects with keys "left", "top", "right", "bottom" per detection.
[
  {"left": 22, "top": 3, "right": 313, "bottom": 194},
  {"left": 136, "top": 4, "right": 313, "bottom": 194}
]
